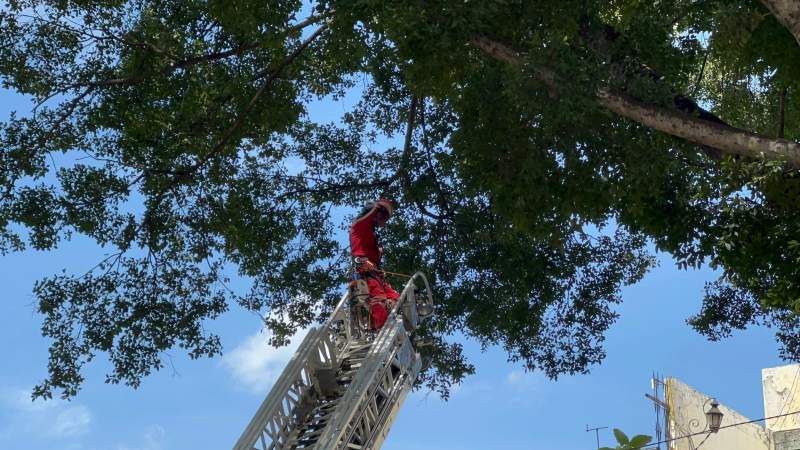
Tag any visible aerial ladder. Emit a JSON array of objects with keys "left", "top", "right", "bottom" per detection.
[{"left": 233, "top": 272, "right": 435, "bottom": 450}]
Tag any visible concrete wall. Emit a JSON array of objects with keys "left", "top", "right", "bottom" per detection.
[
  {"left": 773, "top": 429, "right": 800, "bottom": 450},
  {"left": 763, "top": 364, "right": 800, "bottom": 432},
  {"left": 666, "top": 377, "right": 771, "bottom": 450}
]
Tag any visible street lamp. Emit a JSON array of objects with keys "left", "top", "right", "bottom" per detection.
[
  {"left": 705, "top": 398, "right": 724, "bottom": 433},
  {"left": 688, "top": 398, "right": 725, "bottom": 450}
]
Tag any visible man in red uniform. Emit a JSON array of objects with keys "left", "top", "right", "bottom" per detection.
[{"left": 349, "top": 198, "right": 400, "bottom": 330}]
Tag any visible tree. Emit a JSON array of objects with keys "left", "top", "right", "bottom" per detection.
[{"left": 1, "top": 0, "right": 800, "bottom": 399}]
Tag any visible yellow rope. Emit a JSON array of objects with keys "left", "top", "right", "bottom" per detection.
[
  {"left": 376, "top": 268, "right": 413, "bottom": 278},
  {"left": 349, "top": 261, "right": 413, "bottom": 279}
]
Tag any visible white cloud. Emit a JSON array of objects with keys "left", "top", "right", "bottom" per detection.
[
  {"left": 0, "top": 386, "right": 92, "bottom": 440},
  {"left": 506, "top": 369, "right": 541, "bottom": 392},
  {"left": 115, "top": 425, "right": 166, "bottom": 450},
  {"left": 222, "top": 328, "right": 310, "bottom": 393},
  {"left": 409, "top": 378, "right": 496, "bottom": 405},
  {"left": 52, "top": 405, "right": 92, "bottom": 437}
]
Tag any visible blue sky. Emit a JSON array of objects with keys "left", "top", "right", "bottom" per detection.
[{"left": 0, "top": 80, "right": 788, "bottom": 450}]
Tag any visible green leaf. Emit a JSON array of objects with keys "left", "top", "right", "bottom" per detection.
[
  {"left": 614, "top": 428, "right": 630, "bottom": 445},
  {"left": 629, "top": 434, "right": 653, "bottom": 448}
]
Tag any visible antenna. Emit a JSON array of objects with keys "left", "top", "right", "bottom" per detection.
[
  {"left": 586, "top": 424, "right": 608, "bottom": 449},
  {"left": 645, "top": 372, "right": 671, "bottom": 450}
]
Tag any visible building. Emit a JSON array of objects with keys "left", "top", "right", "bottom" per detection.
[{"left": 657, "top": 364, "right": 800, "bottom": 450}]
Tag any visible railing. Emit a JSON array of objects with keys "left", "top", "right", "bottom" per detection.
[{"left": 232, "top": 272, "right": 432, "bottom": 450}]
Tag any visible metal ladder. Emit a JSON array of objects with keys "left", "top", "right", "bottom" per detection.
[{"left": 233, "top": 272, "right": 434, "bottom": 450}]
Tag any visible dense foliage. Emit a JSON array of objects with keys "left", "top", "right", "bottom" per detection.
[{"left": 2, "top": 0, "right": 800, "bottom": 399}]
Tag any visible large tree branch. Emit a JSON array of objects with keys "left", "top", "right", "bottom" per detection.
[
  {"left": 761, "top": 0, "right": 800, "bottom": 46},
  {"left": 469, "top": 36, "right": 559, "bottom": 98},
  {"left": 469, "top": 35, "right": 800, "bottom": 168},
  {"left": 575, "top": 22, "right": 725, "bottom": 161},
  {"left": 597, "top": 90, "right": 800, "bottom": 164}
]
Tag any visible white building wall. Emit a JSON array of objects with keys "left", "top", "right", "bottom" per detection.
[
  {"left": 763, "top": 364, "right": 800, "bottom": 432},
  {"left": 666, "top": 377, "right": 771, "bottom": 450}
]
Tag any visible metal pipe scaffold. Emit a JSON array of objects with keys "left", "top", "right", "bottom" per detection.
[{"left": 233, "top": 272, "right": 435, "bottom": 450}]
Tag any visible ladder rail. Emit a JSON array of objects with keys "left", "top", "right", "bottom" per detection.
[
  {"left": 233, "top": 288, "right": 352, "bottom": 450},
  {"left": 316, "top": 321, "right": 403, "bottom": 449},
  {"left": 331, "top": 321, "right": 420, "bottom": 450},
  {"left": 366, "top": 346, "right": 421, "bottom": 449},
  {"left": 316, "top": 272, "right": 430, "bottom": 450},
  {"left": 232, "top": 327, "right": 323, "bottom": 450},
  {"left": 233, "top": 272, "right": 433, "bottom": 450}
]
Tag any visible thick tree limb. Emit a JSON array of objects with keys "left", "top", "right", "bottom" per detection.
[
  {"left": 469, "top": 35, "right": 800, "bottom": 168},
  {"left": 469, "top": 36, "right": 558, "bottom": 98},
  {"left": 761, "top": 0, "right": 800, "bottom": 46},
  {"left": 576, "top": 22, "right": 726, "bottom": 161},
  {"left": 597, "top": 90, "right": 800, "bottom": 164}
]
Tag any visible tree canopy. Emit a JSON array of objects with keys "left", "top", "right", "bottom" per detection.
[{"left": 2, "top": 0, "right": 800, "bottom": 399}]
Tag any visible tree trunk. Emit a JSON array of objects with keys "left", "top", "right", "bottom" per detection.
[{"left": 761, "top": 0, "right": 800, "bottom": 47}]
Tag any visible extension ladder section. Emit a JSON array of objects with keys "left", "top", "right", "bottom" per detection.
[{"left": 233, "top": 272, "right": 434, "bottom": 450}]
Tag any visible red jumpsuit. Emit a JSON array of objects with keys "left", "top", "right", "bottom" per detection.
[{"left": 349, "top": 204, "right": 400, "bottom": 330}]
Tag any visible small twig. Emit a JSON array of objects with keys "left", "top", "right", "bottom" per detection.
[
  {"left": 276, "top": 178, "right": 389, "bottom": 201},
  {"left": 419, "top": 98, "right": 457, "bottom": 218},
  {"left": 48, "top": 87, "right": 95, "bottom": 132},
  {"left": 396, "top": 95, "right": 419, "bottom": 185},
  {"left": 171, "top": 12, "right": 328, "bottom": 70},
  {"left": 164, "top": 352, "right": 182, "bottom": 378},
  {"left": 79, "top": 251, "right": 124, "bottom": 279},
  {"left": 690, "top": 51, "right": 709, "bottom": 97},
  {"left": 35, "top": 11, "right": 331, "bottom": 110},
  {"left": 396, "top": 95, "right": 443, "bottom": 220},
  {"left": 779, "top": 86, "right": 788, "bottom": 139}
]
